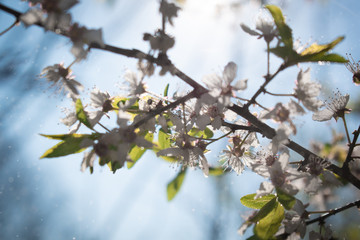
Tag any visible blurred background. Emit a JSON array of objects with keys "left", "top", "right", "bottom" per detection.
[{"left": 0, "top": 0, "right": 360, "bottom": 239}]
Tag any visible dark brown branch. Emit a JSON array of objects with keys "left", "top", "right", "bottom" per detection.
[
  {"left": 342, "top": 125, "right": 360, "bottom": 171},
  {"left": 222, "top": 121, "right": 262, "bottom": 133},
  {"left": 0, "top": 3, "right": 22, "bottom": 19},
  {"left": 306, "top": 199, "right": 360, "bottom": 225}
]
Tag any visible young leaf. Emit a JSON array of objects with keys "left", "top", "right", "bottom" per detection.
[
  {"left": 250, "top": 197, "right": 277, "bottom": 223},
  {"left": 300, "top": 36, "right": 344, "bottom": 56},
  {"left": 167, "top": 168, "right": 187, "bottom": 201},
  {"left": 75, "top": 98, "right": 93, "bottom": 129},
  {"left": 246, "top": 235, "right": 262, "bottom": 240},
  {"left": 204, "top": 127, "right": 214, "bottom": 139},
  {"left": 276, "top": 188, "right": 296, "bottom": 210},
  {"left": 164, "top": 83, "right": 170, "bottom": 97},
  {"left": 241, "top": 194, "right": 276, "bottom": 209},
  {"left": 188, "top": 127, "right": 214, "bottom": 139},
  {"left": 40, "top": 133, "right": 100, "bottom": 140},
  {"left": 127, "top": 132, "right": 154, "bottom": 169},
  {"left": 254, "top": 201, "right": 284, "bottom": 239},
  {"left": 40, "top": 134, "right": 92, "bottom": 158},
  {"left": 209, "top": 167, "right": 225, "bottom": 176},
  {"left": 158, "top": 128, "right": 171, "bottom": 149},
  {"left": 266, "top": 5, "right": 293, "bottom": 48},
  {"left": 151, "top": 145, "right": 178, "bottom": 163}
]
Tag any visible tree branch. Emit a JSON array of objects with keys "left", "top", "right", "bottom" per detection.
[
  {"left": 306, "top": 199, "right": 360, "bottom": 225},
  {"left": 342, "top": 125, "right": 360, "bottom": 171}
]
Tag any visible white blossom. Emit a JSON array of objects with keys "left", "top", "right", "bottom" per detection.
[
  {"left": 270, "top": 124, "right": 292, "bottom": 154},
  {"left": 262, "top": 100, "right": 305, "bottom": 125},
  {"left": 312, "top": 91, "right": 350, "bottom": 121},
  {"left": 159, "top": 0, "right": 181, "bottom": 26},
  {"left": 124, "top": 70, "right": 146, "bottom": 97},
  {"left": 40, "top": 63, "right": 83, "bottom": 98},
  {"left": 345, "top": 53, "right": 360, "bottom": 85},
  {"left": 202, "top": 62, "right": 247, "bottom": 106},
  {"left": 81, "top": 150, "right": 96, "bottom": 172},
  {"left": 283, "top": 200, "right": 307, "bottom": 238},
  {"left": 157, "top": 138, "right": 209, "bottom": 177},
  {"left": 240, "top": 11, "right": 278, "bottom": 43},
  {"left": 60, "top": 108, "right": 80, "bottom": 133},
  {"left": 143, "top": 31, "right": 175, "bottom": 53},
  {"left": 87, "top": 88, "right": 112, "bottom": 127},
  {"left": 255, "top": 150, "right": 304, "bottom": 198},
  {"left": 294, "top": 68, "right": 323, "bottom": 112},
  {"left": 21, "top": 0, "right": 77, "bottom": 31},
  {"left": 20, "top": 8, "right": 44, "bottom": 26},
  {"left": 221, "top": 133, "right": 257, "bottom": 175},
  {"left": 68, "top": 23, "right": 105, "bottom": 61}
]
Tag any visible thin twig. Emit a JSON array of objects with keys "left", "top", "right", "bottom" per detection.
[
  {"left": 306, "top": 199, "right": 360, "bottom": 225},
  {"left": 264, "top": 90, "right": 295, "bottom": 97},
  {"left": 0, "top": 20, "right": 18, "bottom": 36},
  {"left": 342, "top": 125, "right": 360, "bottom": 171}
]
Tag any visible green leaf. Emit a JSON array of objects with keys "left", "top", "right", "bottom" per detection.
[
  {"left": 152, "top": 145, "right": 178, "bottom": 163},
  {"left": 313, "top": 53, "right": 347, "bottom": 63},
  {"left": 204, "top": 127, "right": 214, "bottom": 139},
  {"left": 167, "top": 168, "right": 187, "bottom": 201},
  {"left": 300, "top": 36, "right": 344, "bottom": 56},
  {"left": 75, "top": 98, "right": 93, "bottom": 129},
  {"left": 246, "top": 235, "right": 262, "bottom": 240},
  {"left": 269, "top": 46, "right": 298, "bottom": 61},
  {"left": 127, "top": 132, "right": 154, "bottom": 169},
  {"left": 188, "top": 127, "right": 214, "bottom": 139},
  {"left": 241, "top": 194, "right": 276, "bottom": 209},
  {"left": 276, "top": 188, "right": 296, "bottom": 210},
  {"left": 40, "top": 134, "right": 92, "bottom": 158},
  {"left": 254, "top": 201, "right": 284, "bottom": 239},
  {"left": 164, "top": 83, "right": 170, "bottom": 97},
  {"left": 250, "top": 198, "right": 277, "bottom": 223},
  {"left": 266, "top": 5, "right": 293, "bottom": 48},
  {"left": 209, "top": 167, "right": 225, "bottom": 176},
  {"left": 298, "top": 53, "right": 347, "bottom": 63},
  {"left": 40, "top": 133, "right": 100, "bottom": 140},
  {"left": 296, "top": 37, "right": 346, "bottom": 63},
  {"left": 158, "top": 128, "right": 171, "bottom": 149}
]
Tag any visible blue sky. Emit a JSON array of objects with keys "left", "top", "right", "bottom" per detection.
[{"left": 0, "top": 0, "right": 360, "bottom": 239}]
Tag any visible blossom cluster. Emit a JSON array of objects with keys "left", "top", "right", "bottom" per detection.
[{"left": 7, "top": 1, "right": 359, "bottom": 239}]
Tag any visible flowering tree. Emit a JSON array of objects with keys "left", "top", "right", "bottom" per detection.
[{"left": 1, "top": 0, "right": 360, "bottom": 239}]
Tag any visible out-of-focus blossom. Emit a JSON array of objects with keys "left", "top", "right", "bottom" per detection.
[
  {"left": 294, "top": 68, "right": 323, "bottom": 112},
  {"left": 159, "top": 0, "right": 181, "bottom": 26},
  {"left": 345, "top": 53, "right": 360, "bottom": 86},
  {"left": 68, "top": 23, "right": 105, "bottom": 61},
  {"left": 240, "top": 11, "right": 278, "bottom": 43},
  {"left": 40, "top": 63, "right": 83, "bottom": 98}
]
